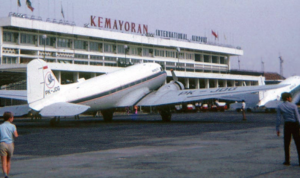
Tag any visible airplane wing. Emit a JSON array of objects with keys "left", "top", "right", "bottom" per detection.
[
  {"left": 0, "top": 90, "right": 27, "bottom": 101},
  {"left": 116, "top": 87, "right": 150, "bottom": 107},
  {"left": 0, "top": 104, "right": 31, "bottom": 117},
  {"left": 212, "top": 92, "right": 259, "bottom": 102},
  {"left": 39, "top": 102, "right": 90, "bottom": 117},
  {"left": 137, "top": 84, "right": 289, "bottom": 106}
]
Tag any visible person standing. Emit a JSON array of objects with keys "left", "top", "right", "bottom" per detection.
[
  {"left": 242, "top": 100, "right": 246, "bottom": 120},
  {"left": 276, "top": 92, "right": 300, "bottom": 166},
  {"left": 0, "top": 112, "right": 18, "bottom": 178}
]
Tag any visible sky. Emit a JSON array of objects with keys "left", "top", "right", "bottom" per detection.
[{"left": 1, "top": 0, "right": 299, "bottom": 77}]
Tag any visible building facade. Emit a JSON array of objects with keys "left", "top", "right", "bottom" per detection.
[{"left": 0, "top": 14, "right": 264, "bottom": 102}]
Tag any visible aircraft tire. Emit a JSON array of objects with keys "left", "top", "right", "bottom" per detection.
[
  {"left": 159, "top": 107, "right": 172, "bottom": 122},
  {"left": 101, "top": 109, "right": 115, "bottom": 122},
  {"left": 50, "top": 117, "right": 60, "bottom": 127}
]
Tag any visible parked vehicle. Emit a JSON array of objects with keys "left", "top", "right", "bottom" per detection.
[{"left": 200, "top": 103, "right": 209, "bottom": 112}]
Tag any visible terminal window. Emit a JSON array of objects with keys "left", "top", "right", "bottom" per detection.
[
  {"left": 166, "top": 62, "right": 175, "bottom": 66},
  {"left": 3, "top": 32, "right": 17, "bottom": 43},
  {"left": 143, "top": 48, "right": 151, "bottom": 57},
  {"left": 178, "top": 52, "right": 184, "bottom": 59},
  {"left": 74, "top": 40, "right": 87, "bottom": 50},
  {"left": 195, "top": 54, "right": 201, "bottom": 62},
  {"left": 212, "top": 56, "right": 218, "bottom": 63},
  {"left": 39, "top": 36, "right": 55, "bottom": 46},
  {"left": 74, "top": 54, "right": 88, "bottom": 59},
  {"left": 20, "top": 34, "right": 35, "bottom": 44},
  {"left": 90, "top": 42, "right": 102, "bottom": 52},
  {"left": 131, "top": 59, "right": 141, "bottom": 64},
  {"left": 57, "top": 38, "right": 71, "bottom": 48},
  {"left": 104, "top": 56, "right": 116, "bottom": 61},
  {"left": 117, "top": 45, "right": 125, "bottom": 54},
  {"left": 130, "top": 47, "right": 138, "bottom": 56},
  {"left": 155, "top": 49, "right": 164, "bottom": 57},
  {"left": 220, "top": 57, "right": 225, "bottom": 64},
  {"left": 166, "top": 51, "right": 176, "bottom": 58},
  {"left": 186, "top": 53, "right": 193, "bottom": 60},
  {"left": 2, "top": 57, "right": 17, "bottom": 64},
  {"left": 204, "top": 55, "right": 210, "bottom": 63},
  {"left": 90, "top": 55, "right": 103, "bottom": 60},
  {"left": 104, "top": 44, "right": 113, "bottom": 53}
]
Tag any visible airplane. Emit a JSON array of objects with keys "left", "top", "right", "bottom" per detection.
[
  {"left": 257, "top": 75, "right": 300, "bottom": 109},
  {"left": 224, "top": 76, "right": 300, "bottom": 112},
  {"left": 0, "top": 59, "right": 288, "bottom": 123}
]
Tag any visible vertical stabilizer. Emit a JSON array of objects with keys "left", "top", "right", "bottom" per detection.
[{"left": 27, "top": 59, "right": 60, "bottom": 106}]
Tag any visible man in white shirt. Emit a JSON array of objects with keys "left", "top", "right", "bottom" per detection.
[{"left": 242, "top": 100, "right": 246, "bottom": 120}]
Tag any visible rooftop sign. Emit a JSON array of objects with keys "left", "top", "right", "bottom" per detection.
[
  {"left": 89, "top": 15, "right": 209, "bottom": 44},
  {"left": 191, "top": 35, "right": 207, "bottom": 43},
  {"left": 155, "top": 30, "right": 187, "bottom": 40},
  {"left": 90, "top": 16, "right": 148, "bottom": 34}
]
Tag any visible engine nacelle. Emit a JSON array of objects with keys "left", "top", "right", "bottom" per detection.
[{"left": 156, "top": 80, "right": 184, "bottom": 93}]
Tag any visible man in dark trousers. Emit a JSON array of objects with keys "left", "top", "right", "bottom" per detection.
[{"left": 276, "top": 92, "right": 300, "bottom": 166}]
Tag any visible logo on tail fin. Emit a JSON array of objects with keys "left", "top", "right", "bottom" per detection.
[{"left": 45, "top": 72, "right": 55, "bottom": 89}]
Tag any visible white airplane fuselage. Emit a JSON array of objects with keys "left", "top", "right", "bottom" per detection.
[{"left": 29, "top": 63, "right": 167, "bottom": 112}]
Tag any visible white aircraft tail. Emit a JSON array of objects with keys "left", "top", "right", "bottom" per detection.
[
  {"left": 27, "top": 59, "right": 90, "bottom": 116},
  {"left": 27, "top": 59, "right": 61, "bottom": 105}
]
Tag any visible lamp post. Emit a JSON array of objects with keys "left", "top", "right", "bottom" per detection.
[
  {"left": 124, "top": 45, "right": 128, "bottom": 66},
  {"left": 42, "top": 34, "right": 47, "bottom": 60}
]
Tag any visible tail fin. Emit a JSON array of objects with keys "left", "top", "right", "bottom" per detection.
[{"left": 27, "top": 59, "right": 60, "bottom": 107}]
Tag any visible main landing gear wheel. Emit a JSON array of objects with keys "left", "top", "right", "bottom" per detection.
[
  {"left": 158, "top": 106, "right": 172, "bottom": 122},
  {"left": 101, "top": 109, "right": 115, "bottom": 122},
  {"left": 29, "top": 111, "right": 42, "bottom": 121},
  {"left": 50, "top": 116, "right": 60, "bottom": 126}
]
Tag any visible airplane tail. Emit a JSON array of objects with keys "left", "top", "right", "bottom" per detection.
[
  {"left": 26, "top": 59, "right": 90, "bottom": 116},
  {"left": 27, "top": 59, "right": 61, "bottom": 107}
]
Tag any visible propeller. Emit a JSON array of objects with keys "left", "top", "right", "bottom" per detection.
[{"left": 170, "top": 69, "right": 178, "bottom": 82}]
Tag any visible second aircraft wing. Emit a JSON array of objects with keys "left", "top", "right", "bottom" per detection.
[
  {"left": 0, "top": 90, "right": 27, "bottom": 101},
  {"left": 137, "top": 84, "right": 288, "bottom": 106}
]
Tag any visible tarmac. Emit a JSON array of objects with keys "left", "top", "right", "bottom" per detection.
[{"left": 6, "top": 112, "right": 300, "bottom": 177}]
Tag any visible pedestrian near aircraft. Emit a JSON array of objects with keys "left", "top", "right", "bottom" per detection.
[{"left": 0, "top": 59, "right": 288, "bottom": 123}]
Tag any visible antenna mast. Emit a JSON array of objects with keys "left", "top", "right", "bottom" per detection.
[
  {"left": 261, "top": 58, "right": 264, "bottom": 73},
  {"left": 279, "top": 55, "right": 283, "bottom": 78}
]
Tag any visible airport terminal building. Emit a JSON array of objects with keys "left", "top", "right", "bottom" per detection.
[{"left": 0, "top": 13, "right": 265, "bottom": 106}]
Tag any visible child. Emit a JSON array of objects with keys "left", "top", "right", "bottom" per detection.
[{"left": 0, "top": 112, "right": 18, "bottom": 178}]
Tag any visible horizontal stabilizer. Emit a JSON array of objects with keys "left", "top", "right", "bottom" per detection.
[
  {"left": 264, "top": 100, "right": 282, "bottom": 108},
  {"left": 40, "top": 102, "right": 90, "bottom": 116},
  {"left": 0, "top": 90, "right": 27, "bottom": 101}
]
